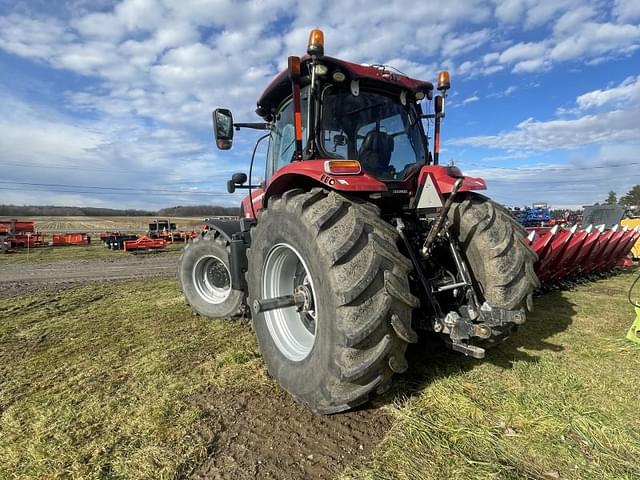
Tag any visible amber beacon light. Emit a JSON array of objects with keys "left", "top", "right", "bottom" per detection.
[
  {"left": 437, "top": 70, "right": 451, "bottom": 91},
  {"left": 307, "top": 29, "right": 324, "bottom": 57}
]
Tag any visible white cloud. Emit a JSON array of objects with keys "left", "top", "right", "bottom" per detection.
[
  {"left": 613, "top": 0, "right": 640, "bottom": 22},
  {"left": 576, "top": 75, "right": 640, "bottom": 110},
  {"left": 462, "top": 95, "right": 480, "bottom": 106},
  {"left": 454, "top": 110, "right": 640, "bottom": 150},
  {"left": 499, "top": 41, "right": 548, "bottom": 64},
  {"left": 0, "top": 90, "right": 245, "bottom": 208},
  {"left": 442, "top": 29, "right": 491, "bottom": 58},
  {"left": 459, "top": 144, "right": 640, "bottom": 208},
  {"left": 549, "top": 22, "right": 640, "bottom": 62},
  {"left": 453, "top": 77, "right": 640, "bottom": 150}
]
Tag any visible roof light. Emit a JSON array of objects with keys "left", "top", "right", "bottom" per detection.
[
  {"left": 332, "top": 70, "right": 346, "bottom": 82},
  {"left": 415, "top": 91, "right": 425, "bottom": 100},
  {"left": 314, "top": 63, "right": 328, "bottom": 76},
  {"left": 324, "top": 160, "right": 361, "bottom": 175},
  {"left": 307, "top": 29, "right": 324, "bottom": 57},
  {"left": 437, "top": 70, "right": 451, "bottom": 91}
]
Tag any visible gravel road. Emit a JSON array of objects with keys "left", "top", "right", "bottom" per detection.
[{"left": 0, "top": 253, "right": 179, "bottom": 298}]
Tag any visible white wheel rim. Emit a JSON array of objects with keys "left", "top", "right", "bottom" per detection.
[
  {"left": 193, "top": 255, "right": 232, "bottom": 304},
  {"left": 262, "top": 243, "right": 318, "bottom": 362}
]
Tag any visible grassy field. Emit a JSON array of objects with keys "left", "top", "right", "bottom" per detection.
[{"left": 1, "top": 272, "right": 639, "bottom": 479}]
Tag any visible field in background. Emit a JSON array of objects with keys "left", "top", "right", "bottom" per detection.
[
  {"left": 1, "top": 259, "right": 639, "bottom": 478},
  {"left": 0, "top": 242, "right": 184, "bottom": 264},
  {"left": 2, "top": 216, "right": 208, "bottom": 232}
]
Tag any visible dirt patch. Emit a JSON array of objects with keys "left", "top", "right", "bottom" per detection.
[
  {"left": 0, "top": 253, "right": 179, "bottom": 298},
  {"left": 190, "top": 388, "right": 392, "bottom": 480}
]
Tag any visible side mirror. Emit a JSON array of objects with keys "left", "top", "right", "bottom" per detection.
[
  {"left": 227, "top": 172, "right": 248, "bottom": 193},
  {"left": 232, "top": 172, "right": 247, "bottom": 184},
  {"left": 213, "top": 108, "right": 234, "bottom": 150}
]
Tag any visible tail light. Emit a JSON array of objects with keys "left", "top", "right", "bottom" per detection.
[{"left": 324, "top": 160, "right": 362, "bottom": 175}]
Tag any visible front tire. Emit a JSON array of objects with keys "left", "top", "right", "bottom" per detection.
[
  {"left": 178, "top": 232, "right": 244, "bottom": 318},
  {"left": 247, "top": 188, "right": 418, "bottom": 414}
]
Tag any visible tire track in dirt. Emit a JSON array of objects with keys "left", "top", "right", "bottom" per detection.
[{"left": 190, "top": 388, "right": 392, "bottom": 480}]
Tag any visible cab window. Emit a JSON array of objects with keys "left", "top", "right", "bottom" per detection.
[{"left": 267, "top": 90, "right": 308, "bottom": 179}]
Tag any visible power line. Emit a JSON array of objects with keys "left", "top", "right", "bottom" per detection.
[
  {"left": 0, "top": 161, "right": 245, "bottom": 177},
  {"left": 484, "top": 174, "right": 640, "bottom": 185},
  {"left": 0, "top": 187, "right": 231, "bottom": 197},
  {"left": 0, "top": 180, "right": 228, "bottom": 195},
  {"left": 460, "top": 161, "right": 640, "bottom": 173}
]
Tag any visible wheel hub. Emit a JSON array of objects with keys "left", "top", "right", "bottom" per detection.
[
  {"left": 262, "top": 243, "right": 318, "bottom": 362},
  {"left": 193, "top": 255, "right": 232, "bottom": 305},
  {"left": 294, "top": 282, "right": 316, "bottom": 333}
]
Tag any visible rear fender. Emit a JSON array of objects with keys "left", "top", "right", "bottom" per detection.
[
  {"left": 202, "top": 218, "right": 251, "bottom": 291},
  {"left": 418, "top": 165, "right": 487, "bottom": 194},
  {"left": 263, "top": 160, "right": 387, "bottom": 206}
]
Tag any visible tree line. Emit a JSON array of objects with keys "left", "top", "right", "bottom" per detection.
[
  {"left": 604, "top": 185, "right": 640, "bottom": 206},
  {"left": 0, "top": 204, "right": 240, "bottom": 217}
]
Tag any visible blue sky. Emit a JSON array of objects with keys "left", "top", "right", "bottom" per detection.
[{"left": 1, "top": 0, "right": 639, "bottom": 209}]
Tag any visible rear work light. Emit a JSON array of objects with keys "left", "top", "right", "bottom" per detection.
[{"left": 324, "top": 160, "right": 362, "bottom": 175}]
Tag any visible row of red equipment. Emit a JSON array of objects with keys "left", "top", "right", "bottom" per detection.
[
  {"left": 1, "top": 220, "right": 91, "bottom": 246},
  {"left": 526, "top": 224, "right": 640, "bottom": 287}
]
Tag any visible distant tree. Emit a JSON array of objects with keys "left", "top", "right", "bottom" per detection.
[
  {"left": 605, "top": 191, "right": 617, "bottom": 204},
  {"left": 620, "top": 185, "right": 640, "bottom": 207}
]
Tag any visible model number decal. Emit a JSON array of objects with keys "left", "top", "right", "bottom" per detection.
[{"left": 320, "top": 174, "right": 336, "bottom": 186}]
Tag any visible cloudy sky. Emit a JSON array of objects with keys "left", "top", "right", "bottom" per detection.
[{"left": 1, "top": 0, "right": 639, "bottom": 209}]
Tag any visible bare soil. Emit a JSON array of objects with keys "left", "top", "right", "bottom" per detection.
[
  {"left": 0, "top": 252, "right": 179, "bottom": 298},
  {"left": 190, "top": 388, "right": 392, "bottom": 480}
]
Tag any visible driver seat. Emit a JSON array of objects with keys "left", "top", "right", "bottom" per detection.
[{"left": 358, "top": 131, "right": 394, "bottom": 176}]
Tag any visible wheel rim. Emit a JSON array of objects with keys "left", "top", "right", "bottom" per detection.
[
  {"left": 193, "top": 255, "right": 232, "bottom": 304},
  {"left": 262, "top": 243, "right": 318, "bottom": 362}
]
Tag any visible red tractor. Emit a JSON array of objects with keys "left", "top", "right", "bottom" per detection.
[{"left": 179, "top": 30, "right": 539, "bottom": 414}]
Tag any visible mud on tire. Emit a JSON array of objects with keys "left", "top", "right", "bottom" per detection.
[
  {"left": 447, "top": 192, "right": 540, "bottom": 343},
  {"left": 247, "top": 188, "right": 418, "bottom": 414},
  {"left": 178, "top": 231, "right": 244, "bottom": 318}
]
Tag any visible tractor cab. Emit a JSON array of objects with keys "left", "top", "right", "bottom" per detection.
[
  {"left": 264, "top": 53, "right": 438, "bottom": 184},
  {"left": 214, "top": 30, "right": 454, "bottom": 198}
]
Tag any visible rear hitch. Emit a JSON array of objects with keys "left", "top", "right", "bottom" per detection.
[
  {"left": 435, "top": 311, "right": 491, "bottom": 359},
  {"left": 451, "top": 342, "right": 485, "bottom": 359}
]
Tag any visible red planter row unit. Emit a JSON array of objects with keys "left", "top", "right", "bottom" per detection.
[{"left": 526, "top": 224, "right": 640, "bottom": 286}]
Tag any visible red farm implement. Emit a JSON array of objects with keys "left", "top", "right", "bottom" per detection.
[
  {"left": 527, "top": 224, "right": 639, "bottom": 288},
  {"left": 123, "top": 236, "right": 166, "bottom": 252},
  {"left": 52, "top": 233, "right": 91, "bottom": 246},
  {"left": 0, "top": 219, "right": 45, "bottom": 249}
]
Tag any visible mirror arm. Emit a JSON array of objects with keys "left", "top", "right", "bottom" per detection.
[
  {"left": 421, "top": 113, "right": 445, "bottom": 119},
  {"left": 233, "top": 122, "right": 270, "bottom": 131}
]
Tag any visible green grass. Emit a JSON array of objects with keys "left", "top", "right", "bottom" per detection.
[
  {"left": 1, "top": 273, "right": 639, "bottom": 479},
  {"left": 0, "top": 280, "right": 266, "bottom": 479},
  {"left": 0, "top": 242, "right": 184, "bottom": 263},
  {"left": 343, "top": 273, "right": 640, "bottom": 480}
]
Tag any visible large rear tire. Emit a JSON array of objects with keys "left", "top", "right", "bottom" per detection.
[
  {"left": 178, "top": 232, "right": 244, "bottom": 318},
  {"left": 447, "top": 193, "right": 540, "bottom": 343},
  {"left": 247, "top": 188, "right": 418, "bottom": 414}
]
